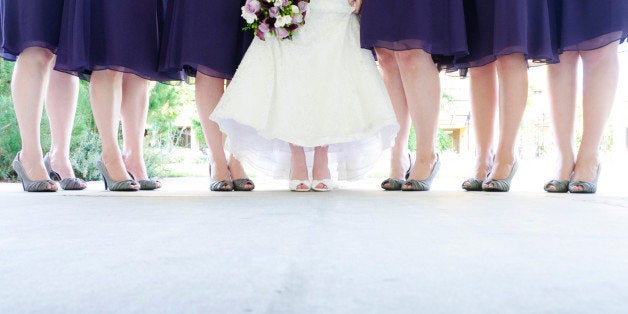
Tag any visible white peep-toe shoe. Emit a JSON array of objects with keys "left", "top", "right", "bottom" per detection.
[
  {"left": 289, "top": 180, "right": 311, "bottom": 192},
  {"left": 311, "top": 179, "right": 334, "bottom": 192}
]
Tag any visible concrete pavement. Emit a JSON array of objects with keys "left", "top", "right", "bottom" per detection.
[{"left": 1, "top": 154, "right": 627, "bottom": 313}]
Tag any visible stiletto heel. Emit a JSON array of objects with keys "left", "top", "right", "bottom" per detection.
[
  {"left": 12, "top": 153, "right": 58, "bottom": 192},
  {"left": 43, "top": 153, "right": 87, "bottom": 190},
  {"left": 96, "top": 158, "right": 139, "bottom": 191},
  {"left": 402, "top": 154, "right": 440, "bottom": 191},
  {"left": 569, "top": 164, "right": 601, "bottom": 194},
  {"left": 483, "top": 160, "right": 518, "bottom": 192}
]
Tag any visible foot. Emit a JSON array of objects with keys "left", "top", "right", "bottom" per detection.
[
  {"left": 15, "top": 152, "right": 57, "bottom": 191},
  {"left": 122, "top": 152, "right": 161, "bottom": 190},
  {"left": 290, "top": 157, "right": 310, "bottom": 191},
  {"left": 482, "top": 155, "right": 516, "bottom": 190},
  {"left": 462, "top": 153, "right": 493, "bottom": 190},
  {"left": 228, "top": 155, "right": 254, "bottom": 191},
  {"left": 102, "top": 152, "right": 134, "bottom": 183},
  {"left": 406, "top": 152, "right": 437, "bottom": 182},
  {"left": 209, "top": 162, "right": 232, "bottom": 191},
  {"left": 47, "top": 151, "right": 87, "bottom": 189},
  {"left": 570, "top": 155, "right": 600, "bottom": 193},
  {"left": 383, "top": 152, "right": 412, "bottom": 190},
  {"left": 546, "top": 155, "right": 575, "bottom": 192}
]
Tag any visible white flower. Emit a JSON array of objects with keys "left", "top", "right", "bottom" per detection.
[
  {"left": 241, "top": 9, "right": 257, "bottom": 24},
  {"left": 291, "top": 5, "right": 300, "bottom": 14}
]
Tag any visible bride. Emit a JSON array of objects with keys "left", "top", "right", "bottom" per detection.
[{"left": 211, "top": 0, "right": 398, "bottom": 191}]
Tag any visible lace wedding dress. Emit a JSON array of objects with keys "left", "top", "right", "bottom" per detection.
[{"left": 211, "top": 0, "right": 399, "bottom": 180}]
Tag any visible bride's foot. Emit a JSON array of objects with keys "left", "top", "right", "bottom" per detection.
[
  {"left": 289, "top": 145, "right": 310, "bottom": 191},
  {"left": 312, "top": 146, "right": 332, "bottom": 191}
]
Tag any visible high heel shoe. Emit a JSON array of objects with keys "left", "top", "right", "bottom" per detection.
[
  {"left": 96, "top": 158, "right": 139, "bottom": 191},
  {"left": 43, "top": 153, "right": 87, "bottom": 190},
  {"left": 482, "top": 160, "right": 518, "bottom": 192},
  {"left": 233, "top": 178, "right": 255, "bottom": 191},
  {"left": 289, "top": 179, "right": 311, "bottom": 192},
  {"left": 569, "top": 164, "right": 601, "bottom": 194},
  {"left": 381, "top": 153, "right": 413, "bottom": 191},
  {"left": 12, "top": 153, "right": 58, "bottom": 192},
  {"left": 544, "top": 179, "right": 569, "bottom": 193},
  {"left": 127, "top": 171, "right": 161, "bottom": 191},
  {"left": 209, "top": 165, "right": 233, "bottom": 192},
  {"left": 462, "top": 155, "right": 494, "bottom": 191},
  {"left": 402, "top": 154, "right": 440, "bottom": 191}
]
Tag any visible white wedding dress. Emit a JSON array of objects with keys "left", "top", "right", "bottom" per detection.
[{"left": 211, "top": 0, "right": 399, "bottom": 180}]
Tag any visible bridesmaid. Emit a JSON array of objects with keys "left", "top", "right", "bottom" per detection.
[
  {"left": 361, "top": 0, "right": 469, "bottom": 191},
  {"left": 0, "top": 0, "right": 86, "bottom": 191},
  {"left": 545, "top": 0, "right": 627, "bottom": 193},
  {"left": 55, "top": 0, "right": 175, "bottom": 191},
  {"left": 458, "top": 0, "right": 557, "bottom": 192},
  {"left": 160, "top": 0, "right": 255, "bottom": 191}
]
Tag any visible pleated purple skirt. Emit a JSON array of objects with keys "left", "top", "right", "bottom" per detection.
[
  {"left": 159, "top": 0, "right": 252, "bottom": 80},
  {"left": 552, "top": 0, "right": 627, "bottom": 52},
  {"left": 455, "top": 0, "right": 558, "bottom": 69},
  {"left": 54, "top": 0, "right": 178, "bottom": 82},
  {"left": 360, "top": 0, "right": 469, "bottom": 65},
  {"left": 0, "top": 0, "right": 64, "bottom": 61}
]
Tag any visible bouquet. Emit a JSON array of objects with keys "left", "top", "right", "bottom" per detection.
[{"left": 242, "top": 0, "right": 310, "bottom": 41}]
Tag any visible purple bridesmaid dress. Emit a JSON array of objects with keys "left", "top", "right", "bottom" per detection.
[
  {"left": 455, "top": 0, "right": 558, "bottom": 69},
  {"left": 160, "top": 0, "right": 253, "bottom": 80},
  {"left": 360, "top": 0, "right": 469, "bottom": 65},
  {"left": 54, "top": 0, "right": 178, "bottom": 82},
  {"left": 552, "top": 0, "right": 627, "bottom": 52},
  {"left": 0, "top": 0, "right": 64, "bottom": 61}
]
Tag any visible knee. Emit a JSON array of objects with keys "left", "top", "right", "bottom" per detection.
[
  {"left": 496, "top": 53, "right": 527, "bottom": 72},
  {"left": 19, "top": 47, "right": 55, "bottom": 68},
  {"left": 376, "top": 49, "right": 398, "bottom": 73},
  {"left": 395, "top": 49, "right": 432, "bottom": 72}
]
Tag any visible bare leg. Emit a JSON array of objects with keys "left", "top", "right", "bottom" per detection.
[
  {"left": 571, "top": 41, "right": 619, "bottom": 190},
  {"left": 195, "top": 73, "right": 233, "bottom": 188},
  {"left": 90, "top": 70, "right": 137, "bottom": 186},
  {"left": 312, "top": 145, "right": 330, "bottom": 189},
  {"left": 45, "top": 70, "right": 83, "bottom": 185},
  {"left": 375, "top": 48, "right": 412, "bottom": 187},
  {"left": 119, "top": 73, "right": 156, "bottom": 186},
  {"left": 484, "top": 54, "right": 528, "bottom": 188},
  {"left": 289, "top": 144, "right": 309, "bottom": 190},
  {"left": 11, "top": 47, "right": 56, "bottom": 189},
  {"left": 546, "top": 52, "right": 578, "bottom": 188},
  {"left": 465, "top": 64, "right": 497, "bottom": 185},
  {"left": 396, "top": 49, "right": 439, "bottom": 183}
]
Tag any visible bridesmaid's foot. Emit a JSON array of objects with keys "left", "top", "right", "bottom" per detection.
[
  {"left": 570, "top": 154, "right": 600, "bottom": 193},
  {"left": 102, "top": 151, "right": 134, "bottom": 183},
  {"left": 383, "top": 151, "right": 412, "bottom": 190},
  {"left": 47, "top": 150, "right": 78, "bottom": 180},
  {"left": 407, "top": 152, "right": 437, "bottom": 182},
  {"left": 482, "top": 154, "right": 516, "bottom": 190},
  {"left": 545, "top": 154, "right": 575, "bottom": 192},
  {"left": 462, "top": 153, "right": 493, "bottom": 190},
  {"left": 16, "top": 151, "right": 57, "bottom": 191},
  {"left": 228, "top": 155, "right": 254, "bottom": 191}
]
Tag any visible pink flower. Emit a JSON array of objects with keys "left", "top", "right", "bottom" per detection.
[
  {"left": 297, "top": 1, "right": 308, "bottom": 12},
  {"left": 276, "top": 27, "right": 290, "bottom": 39},
  {"left": 269, "top": 6, "right": 280, "bottom": 18}
]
